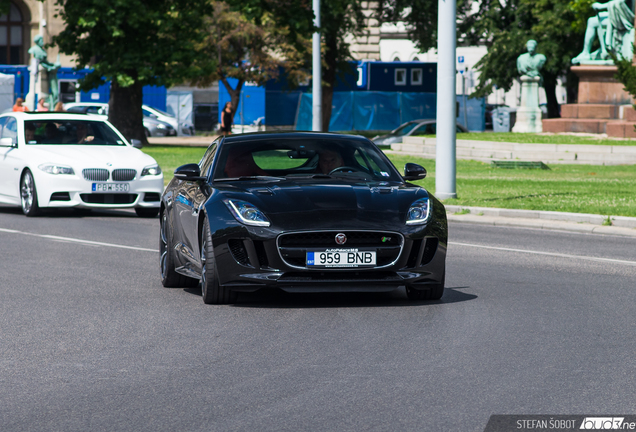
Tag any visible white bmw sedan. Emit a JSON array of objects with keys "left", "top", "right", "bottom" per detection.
[{"left": 0, "top": 112, "right": 163, "bottom": 217}]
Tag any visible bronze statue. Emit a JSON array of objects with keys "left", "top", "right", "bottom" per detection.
[
  {"left": 28, "top": 35, "right": 61, "bottom": 107},
  {"left": 517, "top": 40, "right": 547, "bottom": 79},
  {"left": 572, "top": 0, "right": 635, "bottom": 64}
]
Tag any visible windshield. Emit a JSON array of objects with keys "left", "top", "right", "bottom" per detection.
[
  {"left": 213, "top": 138, "right": 403, "bottom": 182},
  {"left": 392, "top": 122, "right": 420, "bottom": 136},
  {"left": 25, "top": 120, "right": 125, "bottom": 146}
]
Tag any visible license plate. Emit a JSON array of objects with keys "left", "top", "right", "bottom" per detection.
[
  {"left": 306, "top": 249, "right": 376, "bottom": 268},
  {"left": 92, "top": 183, "right": 130, "bottom": 193}
]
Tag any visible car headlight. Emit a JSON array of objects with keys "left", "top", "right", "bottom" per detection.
[
  {"left": 406, "top": 198, "right": 431, "bottom": 225},
  {"left": 141, "top": 164, "right": 162, "bottom": 176},
  {"left": 224, "top": 199, "right": 270, "bottom": 227},
  {"left": 156, "top": 124, "right": 167, "bottom": 129},
  {"left": 38, "top": 164, "right": 75, "bottom": 175}
]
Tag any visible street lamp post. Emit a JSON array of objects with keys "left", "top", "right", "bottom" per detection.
[
  {"left": 312, "top": 0, "right": 322, "bottom": 132},
  {"left": 435, "top": 0, "right": 457, "bottom": 199}
]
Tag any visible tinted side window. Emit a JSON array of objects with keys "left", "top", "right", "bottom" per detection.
[
  {"left": 0, "top": 117, "right": 7, "bottom": 145},
  {"left": 199, "top": 142, "right": 218, "bottom": 177}
]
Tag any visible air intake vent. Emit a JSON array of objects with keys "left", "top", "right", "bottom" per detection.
[
  {"left": 406, "top": 239, "right": 423, "bottom": 268},
  {"left": 420, "top": 238, "right": 438, "bottom": 265},
  {"left": 83, "top": 168, "right": 109, "bottom": 181},
  {"left": 50, "top": 192, "right": 71, "bottom": 201},
  {"left": 112, "top": 169, "right": 136, "bottom": 181},
  {"left": 80, "top": 194, "right": 137, "bottom": 204},
  {"left": 254, "top": 241, "right": 269, "bottom": 268},
  {"left": 143, "top": 192, "right": 161, "bottom": 202},
  {"left": 228, "top": 239, "right": 250, "bottom": 266}
]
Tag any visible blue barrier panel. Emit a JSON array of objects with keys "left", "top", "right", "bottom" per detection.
[
  {"left": 330, "top": 92, "right": 354, "bottom": 131},
  {"left": 400, "top": 92, "right": 436, "bottom": 123},
  {"left": 0, "top": 65, "right": 30, "bottom": 100},
  {"left": 295, "top": 91, "right": 485, "bottom": 132},
  {"left": 265, "top": 91, "right": 302, "bottom": 126},
  {"left": 456, "top": 95, "right": 485, "bottom": 132},
  {"left": 295, "top": 93, "right": 313, "bottom": 130},
  {"left": 219, "top": 78, "right": 266, "bottom": 125},
  {"left": 143, "top": 85, "right": 167, "bottom": 112}
]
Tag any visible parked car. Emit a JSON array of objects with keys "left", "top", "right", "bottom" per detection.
[
  {"left": 142, "top": 105, "right": 193, "bottom": 136},
  {"left": 0, "top": 112, "right": 163, "bottom": 217},
  {"left": 372, "top": 119, "right": 468, "bottom": 145},
  {"left": 194, "top": 103, "right": 218, "bottom": 131},
  {"left": 64, "top": 102, "right": 176, "bottom": 137},
  {"left": 160, "top": 132, "right": 447, "bottom": 304}
]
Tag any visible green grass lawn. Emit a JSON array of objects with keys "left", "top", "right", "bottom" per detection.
[
  {"left": 454, "top": 132, "right": 636, "bottom": 146},
  {"left": 143, "top": 145, "right": 636, "bottom": 217}
]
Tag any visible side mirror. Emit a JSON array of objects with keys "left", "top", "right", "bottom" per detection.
[
  {"left": 130, "top": 139, "right": 143, "bottom": 149},
  {"left": 174, "top": 163, "right": 206, "bottom": 181},
  {"left": 0, "top": 137, "right": 14, "bottom": 147},
  {"left": 403, "top": 163, "right": 427, "bottom": 181}
]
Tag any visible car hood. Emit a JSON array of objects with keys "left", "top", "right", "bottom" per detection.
[
  {"left": 215, "top": 178, "right": 430, "bottom": 229},
  {"left": 23, "top": 145, "right": 157, "bottom": 169}
]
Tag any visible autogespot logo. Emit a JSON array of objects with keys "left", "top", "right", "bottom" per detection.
[{"left": 580, "top": 417, "right": 625, "bottom": 429}]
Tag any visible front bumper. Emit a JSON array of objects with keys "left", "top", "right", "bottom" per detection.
[{"left": 34, "top": 171, "right": 164, "bottom": 209}]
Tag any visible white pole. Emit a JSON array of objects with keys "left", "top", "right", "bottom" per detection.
[
  {"left": 312, "top": 0, "right": 322, "bottom": 131},
  {"left": 435, "top": 0, "right": 457, "bottom": 199}
]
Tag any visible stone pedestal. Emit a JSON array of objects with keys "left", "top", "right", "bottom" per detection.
[
  {"left": 542, "top": 65, "right": 635, "bottom": 136},
  {"left": 512, "top": 75, "right": 543, "bottom": 133}
]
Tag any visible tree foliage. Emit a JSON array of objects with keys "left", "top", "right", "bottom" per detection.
[
  {"left": 191, "top": 1, "right": 311, "bottom": 119},
  {"left": 50, "top": 0, "right": 210, "bottom": 142}
]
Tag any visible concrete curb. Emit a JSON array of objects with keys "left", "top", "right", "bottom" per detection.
[{"left": 445, "top": 205, "right": 636, "bottom": 237}]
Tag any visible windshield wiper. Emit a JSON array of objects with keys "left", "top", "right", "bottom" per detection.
[{"left": 214, "top": 176, "right": 285, "bottom": 182}]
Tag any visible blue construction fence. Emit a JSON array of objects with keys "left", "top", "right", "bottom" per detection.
[
  {"left": 0, "top": 65, "right": 167, "bottom": 111},
  {"left": 294, "top": 91, "right": 485, "bottom": 132}
]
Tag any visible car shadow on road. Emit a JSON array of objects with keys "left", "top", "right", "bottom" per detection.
[{"left": 184, "top": 286, "right": 477, "bottom": 308}]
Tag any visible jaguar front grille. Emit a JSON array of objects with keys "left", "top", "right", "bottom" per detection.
[
  {"left": 277, "top": 230, "right": 404, "bottom": 270},
  {"left": 82, "top": 168, "right": 109, "bottom": 181},
  {"left": 112, "top": 169, "right": 137, "bottom": 181}
]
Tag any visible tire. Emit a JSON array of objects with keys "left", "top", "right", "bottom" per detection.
[
  {"left": 20, "top": 170, "right": 41, "bottom": 217},
  {"left": 406, "top": 271, "right": 445, "bottom": 301},
  {"left": 201, "top": 219, "right": 237, "bottom": 304},
  {"left": 160, "top": 210, "right": 199, "bottom": 288},
  {"left": 136, "top": 208, "right": 159, "bottom": 218},
  {"left": 144, "top": 128, "right": 150, "bottom": 138}
]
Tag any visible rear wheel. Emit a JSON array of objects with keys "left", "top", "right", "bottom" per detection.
[
  {"left": 20, "top": 170, "right": 41, "bottom": 217},
  {"left": 406, "top": 271, "right": 445, "bottom": 301},
  {"left": 144, "top": 128, "right": 150, "bottom": 138},
  {"left": 136, "top": 208, "right": 159, "bottom": 218},
  {"left": 201, "top": 219, "right": 237, "bottom": 304},
  {"left": 160, "top": 210, "right": 199, "bottom": 288}
]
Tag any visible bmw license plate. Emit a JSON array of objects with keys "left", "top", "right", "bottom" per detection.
[
  {"left": 306, "top": 249, "right": 376, "bottom": 268},
  {"left": 92, "top": 183, "right": 130, "bottom": 193}
]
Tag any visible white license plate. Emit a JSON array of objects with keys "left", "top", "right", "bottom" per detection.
[
  {"left": 92, "top": 183, "right": 130, "bottom": 193},
  {"left": 306, "top": 249, "right": 376, "bottom": 268}
]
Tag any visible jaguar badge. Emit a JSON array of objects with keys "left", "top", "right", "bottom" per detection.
[{"left": 335, "top": 233, "right": 347, "bottom": 245}]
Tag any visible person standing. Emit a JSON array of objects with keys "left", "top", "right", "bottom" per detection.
[
  {"left": 53, "top": 102, "right": 65, "bottom": 112},
  {"left": 220, "top": 102, "right": 233, "bottom": 135},
  {"left": 37, "top": 97, "right": 48, "bottom": 112},
  {"left": 12, "top": 98, "right": 28, "bottom": 112}
]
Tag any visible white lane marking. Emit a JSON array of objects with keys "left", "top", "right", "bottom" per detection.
[
  {"left": 450, "top": 241, "right": 636, "bottom": 266},
  {"left": 0, "top": 227, "right": 158, "bottom": 253}
]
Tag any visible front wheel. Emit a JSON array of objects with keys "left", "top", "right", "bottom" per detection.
[
  {"left": 136, "top": 208, "right": 159, "bottom": 218},
  {"left": 406, "top": 271, "right": 445, "bottom": 301},
  {"left": 20, "top": 170, "right": 41, "bottom": 217},
  {"left": 201, "top": 219, "right": 237, "bottom": 304}
]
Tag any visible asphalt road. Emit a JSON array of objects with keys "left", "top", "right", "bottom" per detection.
[{"left": 1, "top": 207, "right": 635, "bottom": 432}]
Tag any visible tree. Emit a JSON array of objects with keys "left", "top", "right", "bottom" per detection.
[
  {"left": 50, "top": 0, "right": 210, "bottom": 142},
  {"left": 190, "top": 1, "right": 310, "bottom": 120},
  {"left": 378, "top": 0, "right": 589, "bottom": 118},
  {"left": 463, "top": 0, "right": 587, "bottom": 118}
]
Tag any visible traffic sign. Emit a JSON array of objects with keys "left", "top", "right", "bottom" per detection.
[{"left": 458, "top": 56, "right": 465, "bottom": 63}]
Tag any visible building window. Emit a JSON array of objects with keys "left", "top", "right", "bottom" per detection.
[
  {"left": 393, "top": 56, "right": 401, "bottom": 62},
  {"left": 395, "top": 68, "right": 406, "bottom": 86},
  {"left": 0, "top": 3, "right": 23, "bottom": 65},
  {"left": 411, "top": 68, "right": 423, "bottom": 85},
  {"left": 412, "top": 56, "right": 420, "bottom": 61}
]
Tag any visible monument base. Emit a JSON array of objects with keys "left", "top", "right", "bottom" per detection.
[
  {"left": 512, "top": 75, "right": 542, "bottom": 133},
  {"left": 542, "top": 65, "right": 635, "bottom": 136}
]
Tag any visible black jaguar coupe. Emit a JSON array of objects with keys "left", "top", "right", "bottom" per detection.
[{"left": 160, "top": 132, "right": 447, "bottom": 304}]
